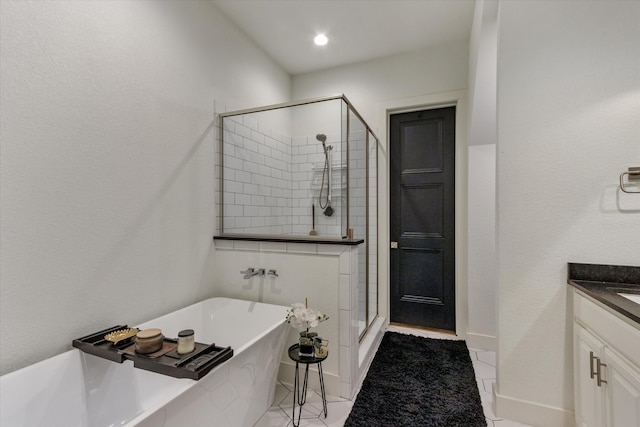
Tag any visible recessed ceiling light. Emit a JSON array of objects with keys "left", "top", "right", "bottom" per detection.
[{"left": 314, "top": 34, "right": 328, "bottom": 46}]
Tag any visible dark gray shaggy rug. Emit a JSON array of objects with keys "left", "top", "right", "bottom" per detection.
[{"left": 344, "top": 332, "right": 486, "bottom": 427}]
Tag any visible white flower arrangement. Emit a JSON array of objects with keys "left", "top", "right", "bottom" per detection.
[{"left": 286, "top": 299, "right": 329, "bottom": 332}]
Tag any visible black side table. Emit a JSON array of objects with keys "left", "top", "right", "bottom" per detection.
[{"left": 287, "top": 344, "right": 328, "bottom": 427}]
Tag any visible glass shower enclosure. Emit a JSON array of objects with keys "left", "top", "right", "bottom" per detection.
[{"left": 217, "top": 94, "right": 378, "bottom": 338}]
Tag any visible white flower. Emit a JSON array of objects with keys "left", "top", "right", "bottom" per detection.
[{"left": 286, "top": 302, "right": 329, "bottom": 331}]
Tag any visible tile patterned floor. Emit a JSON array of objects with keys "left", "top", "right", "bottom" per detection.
[{"left": 254, "top": 325, "right": 531, "bottom": 427}]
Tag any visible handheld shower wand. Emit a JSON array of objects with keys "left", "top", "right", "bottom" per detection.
[
  {"left": 316, "top": 134, "right": 328, "bottom": 162},
  {"left": 315, "top": 134, "right": 334, "bottom": 216}
]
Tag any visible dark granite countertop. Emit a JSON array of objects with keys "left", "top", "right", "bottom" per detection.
[{"left": 568, "top": 263, "right": 640, "bottom": 325}]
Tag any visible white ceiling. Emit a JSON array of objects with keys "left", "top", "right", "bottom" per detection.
[{"left": 211, "top": 0, "right": 476, "bottom": 75}]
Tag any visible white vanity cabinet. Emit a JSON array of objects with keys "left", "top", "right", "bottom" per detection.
[
  {"left": 605, "top": 346, "right": 640, "bottom": 427},
  {"left": 574, "top": 324, "right": 606, "bottom": 427},
  {"left": 573, "top": 289, "right": 640, "bottom": 427}
]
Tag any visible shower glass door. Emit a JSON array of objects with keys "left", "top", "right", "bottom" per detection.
[
  {"left": 346, "top": 107, "right": 378, "bottom": 338},
  {"left": 218, "top": 94, "right": 378, "bottom": 338},
  {"left": 367, "top": 129, "right": 378, "bottom": 331},
  {"left": 219, "top": 97, "right": 347, "bottom": 237}
]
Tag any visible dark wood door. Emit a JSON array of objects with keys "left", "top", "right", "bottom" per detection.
[{"left": 390, "top": 107, "right": 456, "bottom": 331}]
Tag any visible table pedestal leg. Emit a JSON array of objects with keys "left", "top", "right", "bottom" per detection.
[
  {"left": 292, "top": 362, "right": 327, "bottom": 426},
  {"left": 318, "top": 362, "right": 327, "bottom": 418},
  {"left": 292, "top": 362, "right": 311, "bottom": 427}
]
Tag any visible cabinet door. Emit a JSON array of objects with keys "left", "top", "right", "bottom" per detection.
[
  {"left": 575, "top": 324, "right": 606, "bottom": 427},
  {"left": 604, "top": 347, "right": 640, "bottom": 427}
]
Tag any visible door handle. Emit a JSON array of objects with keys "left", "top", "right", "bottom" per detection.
[
  {"left": 589, "top": 351, "right": 607, "bottom": 387},
  {"left": 390, "top": 241, "right": 398, "bottom": 249},
  {"left": 596, "top": 358, "right": 607, "bottom": 387},
  {"left": 589, "top": 351, "right": 596, "bottom": 379}
]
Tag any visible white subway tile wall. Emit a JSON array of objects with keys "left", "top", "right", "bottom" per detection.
[
  {"left": 222, "top": 115, "right": 293, "bottom": 235},
  {"left": 218, "top": 114, "right": 376, "bottom": 238},
  {"left": 291, "top": 133, "right": 344, "bottom": 236}
]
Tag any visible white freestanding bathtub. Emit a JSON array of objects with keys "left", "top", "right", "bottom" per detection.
[{"left": 0, "top": 297, "right": 289, "bottom": 427}]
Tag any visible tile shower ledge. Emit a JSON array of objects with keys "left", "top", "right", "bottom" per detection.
[
  {"left": 568, "top": 262, "right": 640, "bottom": 326},
  {"left": 214, "top": 235, "right": 364, "bottom": 246}
]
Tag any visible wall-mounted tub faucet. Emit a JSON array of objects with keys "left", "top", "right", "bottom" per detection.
[{"left": 240, "top": 268, "right": 265, "bottom": 279}]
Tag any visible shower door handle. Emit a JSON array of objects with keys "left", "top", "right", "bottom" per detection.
[{"left": 390, "top": 241, "right": 398, "bottom": 249}]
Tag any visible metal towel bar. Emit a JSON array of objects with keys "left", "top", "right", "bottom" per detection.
[{"left": 620, "top": 167, "right": 640, "bottom": 193}]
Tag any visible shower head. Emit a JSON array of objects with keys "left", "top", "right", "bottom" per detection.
[{"left": 316, "top": 134, "right": 327, "bottom": 143}]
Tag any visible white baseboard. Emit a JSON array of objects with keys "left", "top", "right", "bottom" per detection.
[
  {"left": 493, "top": 387, "right": 574, "bottom": 427},
  {"left": 465, "top": 331, "right": 497, "bottom": 351}
]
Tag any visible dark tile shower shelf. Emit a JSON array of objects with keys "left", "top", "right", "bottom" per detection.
[
  {"left": 568, "top": 262, "right": 640, "bottom": 325},
  {"left": 72, "top": 325, "right": 233, "bottom": 380},
  {"left": 214, "top": 234, "right": 364, "bottom": 245}
]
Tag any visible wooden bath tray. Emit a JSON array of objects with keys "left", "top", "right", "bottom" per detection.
[
  {"left": 72, "top": 325, "right": 233, "bottom": 380},
  {"left": 72, "top": 325, "right": 132, "bottom": 363}
]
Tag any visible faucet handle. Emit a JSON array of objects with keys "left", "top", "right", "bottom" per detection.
[
  {"left": 267, "top": 269, "right": 278, "bottom": 277},
  {"left": 240, "top": 268, "right": 254, "bottom": 274}
]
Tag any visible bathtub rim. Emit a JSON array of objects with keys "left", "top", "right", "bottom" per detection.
[
  {"left": 0, "top": 296, "right": 290, "bottom": 427},
  {"left": 126, "top": 296, "right": 290, "bottom": 426}
]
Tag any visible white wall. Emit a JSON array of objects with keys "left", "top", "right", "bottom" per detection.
[
  {"left": 211, "top": 247, "right": 340, "bottom": 375},
  {"left": 496, "top": 1, "right": 640, "bottom": 425},
  {"left": 293, "top": 41, "right": 469, "bottom": 134},
  {"left": 466, "top": 0, "right": 498, "bottom": 349},
  {"left": 0, "top": 0, "right": 290, "bottom": 375},
  {"left": 293, "top": 41, "right": 470, "bottom": 329},
  {"left": 467, "top": 144, "right": 496, "bottom": 341},
  {"left": 210, "top": 241, "right": 362, "bottom": 399}
]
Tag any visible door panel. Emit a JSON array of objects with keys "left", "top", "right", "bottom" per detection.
[
  {"left": 390, "top": 107, "right": 455, "bottom": 331},
  {"left": 401, "top": 121, "right": 444, "bottom": 172},
  {"left": 401, "top": 184, "right": 443, "bottom": 236},
  {"left": 399, "top": 247, "right": 444, "bottom": 301}
]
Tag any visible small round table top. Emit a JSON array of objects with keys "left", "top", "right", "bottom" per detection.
[{"left": 288, "top": 344, "right": 328, "bottom": 364}]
